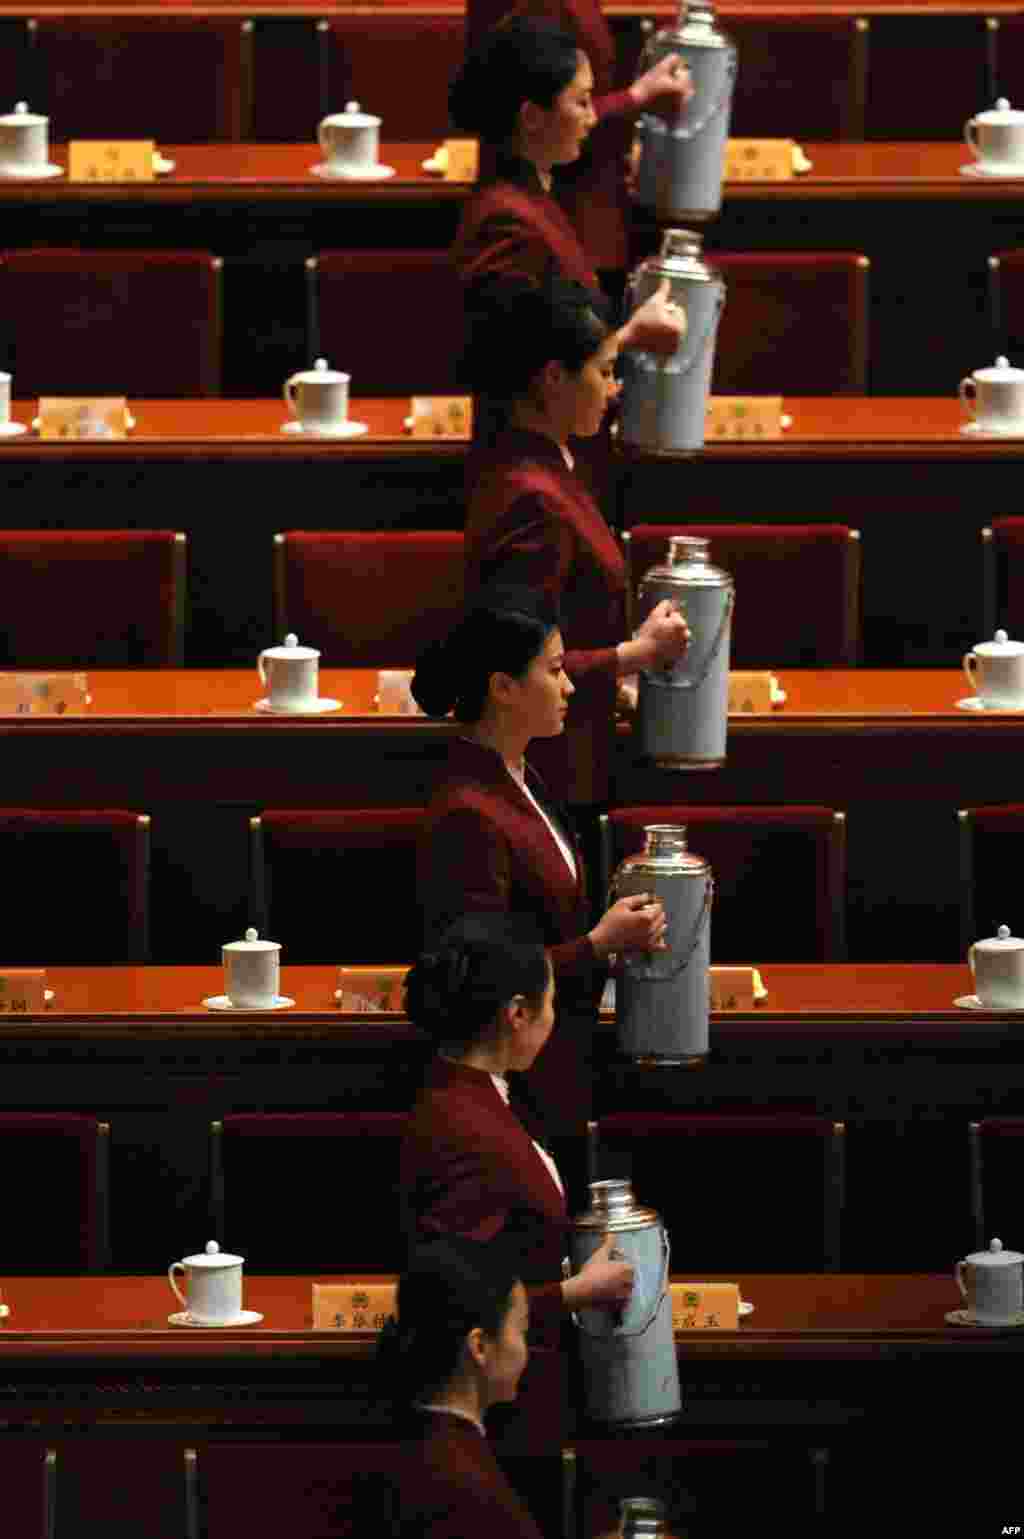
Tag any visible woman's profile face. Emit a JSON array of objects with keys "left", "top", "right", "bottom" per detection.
[
  {"left": 500, "top": 628, "right": 574, "bottom": 739},
  {"left": 565, "top": 331, "right": 621, "bottom": 439},
  {"left": 509, "top": 966, "right": 556, "bottom": 1072},
  {"left": 482, "top": 1282, "right": 530, "bottom": 1405},
  {"left": 529, "top": 53, "right": 597, "bottom": 166}
]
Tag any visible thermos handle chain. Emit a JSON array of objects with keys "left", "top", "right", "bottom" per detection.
[
  {"left": 573, "top": 1228, "right": 672, "bottom": 1339},
  {"left": 642, "top": 586, "right": 734, "bottom": 692},
  {"left": 619, "top": 873, "right": 713, "bottom": 982},
  {"left": 649, "top": 52, "right": 736, "bottom": 141}
]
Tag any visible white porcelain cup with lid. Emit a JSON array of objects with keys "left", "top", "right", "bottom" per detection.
[
  {"left": 318, "top": 101, "right": 380, "bottom": 174},
  {"left": 283, "top": 358, "right": 349, "bottom": 433},
  {"left": 222, "top": 927, "right": 281, "bottom": 1007},
  {"left": 962, "top": 629, "right": 1024, "bottom": 706},
  {"left": 169, "top": 1240, "right": 246, "bottom": 1324},
  {"left": 965, "top": 99, "right": 1024, "bottom": 168},
  {"left": 955, "top": 1237, "right": 1024, "bottom": 1323},
  {"left": 0, "top": 102, "right": 48, "bottom": 172},
  {"left": 959, "top": 357, "right": 1024, "bottom": 431},
  {"left": 968, "top": 924, "right": 1024, "bottom": 1007},
  {"left": 258, "top": 633, "right": 320, "bottom": 711}
]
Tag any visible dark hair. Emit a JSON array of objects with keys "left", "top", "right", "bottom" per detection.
[
  {"left": 405, "top": 913, "right": 550, "bottom": 1050},
  {"left": 460, "top": 275, "right": 612, "bottom": 404},
  {"left": 377, "top": 1236, "right": 521, "bottom": 1407},
  {"left": 449, "top": 19, "right": 581, "bottom": 143},
  {"left": 411, "top": 583, "right": 560, "bottom": 723}
]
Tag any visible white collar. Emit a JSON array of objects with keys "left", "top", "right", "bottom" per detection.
[{"left": 414, "top": 1403, "right": 486, "bottom": 1436}]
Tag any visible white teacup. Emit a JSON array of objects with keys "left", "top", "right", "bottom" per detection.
[
  {"left": 955, "top": 1237, "right": 1024, "bottom": 1323},
  {"left": 318, "top": 101, "right": 380, "bottom": 174},
  {"left": 222, "top": 927, "right": 281, "bottom": 1008},
  {"left": 283, "top": 359, "right": 349, "bottom": 434},
  {"left": 169, "top": 1240, "right": 246, "bottom": 1324},
  {"left": 969, "top": 924, "right": 1024, "bottom": 1008},
  {"left": 0, "top": 102, "right": 48, "bottom": 173},
  {"left": 962, "top": 629, "right": 1024, "bottom": 706},
  {"left": 258, "top": 633, "right": 320, "bottom": 711},
  {"left": 959, "top": 357, "right": 1024, "bottom": 432},
  {"left": 965, "top": 98, "right": 1024, "bottom": 169}
]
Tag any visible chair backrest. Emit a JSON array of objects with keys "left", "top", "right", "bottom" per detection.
[
  {"left": 1, "top": 249, "right": 223, "bottom": 397},
  {"left": 250, "top": 808, "right": 423, "bottom": 963},
  {"left": 624, "top": 523, "right": 861, "bottom": 667},
  {"left": 981, "top": 517, "right": 1024, "bottom": 641},
  {"left": 593, "top": 1113, "right": 845, "bottom": 1271},
  {"left": 0, "top": 809, "right": 150, "bottom": 964},
  {"left": 968, "top": 1118, "right": 1024, "bottom": 1252},
  {"left": 51, "top": 1444, "right": 194, "bottom": 1539},
  {"left": 210, "top": 1112, "right": 408, "bottom": 1271},
  {"left": 199, "top": 1442, "right": 404, "bottom": 1539},
  {"left": 274, "top": 530, "right": 464, "bottom": 666},
  {"left": 0, "top": 530, "right": 186, "bottom": 668},
  {"left": 601, "top": 805, "right": 847, "bottom": 962},
  {"left": 0, "top": 1114, "right": 109, "bottom": 1271},
  {"left": 956, "top": 803, "right": 1024, "bottom": 955},
  {"left": 0, "top": 1444, "right": 55, "bottom": 1539},
  {"left": 728, "top": 16, "right": 868, "bottom": 140},
  {"left": 307, "top": 251, "right": 464, "bottom": 395},
  {"left": 708, "top": 251, "right": 870, "bottom": 395},
  {"left": 866, "top": 14, "right": 993, "bottom": 140},
  {"left": 26, "top": 17, "right": 252, "bottom": 140},
  {"left": 326, "top": 15, "right": 462, "bottom": 140}
]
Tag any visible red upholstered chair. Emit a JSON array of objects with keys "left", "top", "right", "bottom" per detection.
[
  {"left": 593, "top": 1114, "right": 846, "bottom": 1271},
  {"left": 1, "top": 249, "right": 223, "bottom": 397},
  {"left": 969, "top": 1119, "right": 1024, "bottom": 1252},
  {"left": 727, "top": 15, "right": 868, "bottom": 140},
  {"left": 0, "top": 1445, "right": 55, "bottom": 1539},
  {"left": 306, "top": 250, "right": 464, "bottom": 395},
  {"left": 956, "top": 804, "right": 1024, "bottom": 955},
  {"left": 707, "top": 251, "right": 870, "bottom": 395},
  {"left": 981, "top": 516, "right": 1024, "bottom": 641},
  {"left": 198, "top": 1443, "right": 405, "bottom": 1539},
  {"left": 273, "top": 530, "right": 464, "bottom": 666},
  {"left": 52, "top": 1445, "right": 196, "bottom": 1539},
  {"left": 250, "top": 808, "right": 423, "bottom": 963},
  {"left": 623, "top": 524, "right": 862, "bottom": 667},
  {"left": 0, "top": 531, "right": 186, "bottom": 668},
  {"left": 0, "top": 1115, "right": 109, "bottom": 1271},
  {"left": 325, "top": 15, "right": 463, "bottom": 140},
  {"left": 25, "top": 17, "right": 253, "bottom": 140},
  {"left": 209, "top": 1112, "right": 408, "bottom": 1271},
  {"left": 866, "top": 15, "right": 993, "bottom": 140},
  {"left": 601, "top": 806, "right": 848, "bottom": 962},
  {"left": 0, "top": 810, "right": 150, "bottom": 964}
]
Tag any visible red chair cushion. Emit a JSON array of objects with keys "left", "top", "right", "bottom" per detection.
[
  {"left": 989, "top": 517, "right": 1024, "bottom": 632},
  {"left": 327, "top": 16, "right": 462, "bottom": 140},
  {"left": 0, "top": 1114, "right": 102, "bottom": 1272},
  {"left": 963, "top": 803, "right": 1024, "bottom": 945},
  {"left": 728, "top": 17, "right": 865, "bottom": 140},
  {"left": 202, "top": 1443, "right": 402, "bottom": 1539}
]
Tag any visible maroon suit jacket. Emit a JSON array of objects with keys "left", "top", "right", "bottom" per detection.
[
  {"left": 396, "top": 1410, "right": 545, "bottom": 1539},
  {"left": 418, "top": 735, "right": 605, "bottom": 1119},
  {"left": 464, "top": 0, "right": 635, "bottom": 271},
  {"left": 465, "top": 427, "right": 627, "bottom": 803},
  {"left": 453, "top": 154, "right": 599, "bottom": 294}
]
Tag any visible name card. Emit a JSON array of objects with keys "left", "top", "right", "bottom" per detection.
[
  {"left": 375, "top": 669, "right": 420, "bottom": 717},
  {"left": 0, "top": 970, "right": 47, "bottom": 1012},
  {"left": 724, "top": 138, "right": 794, "bottom": 181},
  {"left": 69, "top": 139, "right": 155, "bottom": 183},
  {"left": 443, "top": 138, "right": 479, "bottom": 182},
  {"left": 706, "top": 396, "right": 783, "bottom": 440},
  {"left": 0, "top": 672, "right": 90, "bottom": 715},
  {"left": 335, "top": 966, "right": 408, "bottom": 1013},
  {"left": 408, "top": 395, "right": 473, "bottom": 439},
  {"left": 671, "top": 1281, "right": 740, "bottom": 1330},
  {"left": 728, "top": 671, "right": 778, "bottom": 713},
  {"left": 38, "top": 398, "right": 130, "bottom": 440},
  {"left": 313, "top": 1281, "right": 397, "bottom": 1330},
  {"left": 708, "top": 965, "right": 765, "bottom": 1011}
]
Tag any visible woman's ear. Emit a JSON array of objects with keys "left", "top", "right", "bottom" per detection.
[
  {"left": 465, "top": 1325, "right": 489, "bottom": 1370},
  {"left": 488, "top": 669, "right": 519, "bottom": 710}
]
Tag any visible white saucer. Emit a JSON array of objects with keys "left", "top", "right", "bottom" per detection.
[
  {"left": 945, "top": 1307, "right": 1024, "bottom": 1327},
  {"left": 169, "top": 1310, "right": 264, "bottom": 1328},
  {"left": 954, "top": 993, "right": 1024, "bottom": 1011},
  {"left": 202, "top": 994, "right": 295, "bottom": 1011},
  {"left": 253, "top": 698, "right": 342, "bottom": 714},
  {"left": 955, "top": 695, "right": 1024, "bottom": 712},
  {"left": 310, "top": 163, "right": 396, "bottom": 181},
  {"left": 738, "top": 1299, "right": 754, "bottom": 1317},
  {"left": 0, "top": 422, "right": 27, "bottom": 437},
  {"left": 960, "top": 420, "right": 1024, "bottom": 437},
  {"left": 0, "top": 162, "right": 64, "bottom": 180},
  {"left": 280, "top": 419, "right": 368, "bottom": 439},
  {"left": 154, "top": 155, "right": 175, "bottom": 175},
  {"left": 959, "top": 161, "right": 1024, "bottom": 179}
]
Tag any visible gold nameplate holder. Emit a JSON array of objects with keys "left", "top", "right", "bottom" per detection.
[
  {"left": 443, "top": 138, "right": 479, "bottom": 182},
  {"left": 706, "top": 396, "right": 783, "bottom": 440},
  {"left": 68, "top": 140, "right": 155, "bottom": 183},
  {"left": 0, "top": 672, "right": 90, "bottom": 715},
  {"left": 313, "top": 1281, "right": 397, "bottom": 1330},
  {"left": 709, "top": 965, "right": 767, "bottom": 1011},
  {"left": 728, "top": 671, "right": 782, "bottom": 713},
  {"left": 724, "top": 138, "right": 795, "bottom": 181},
  {"left": 38, "top": 398, "right": 131, "bottom": 440},
  {"left": 671, "top": 1281, "right": 740, "bottom": 1329},
  {"left": 335, "top": 965, "right": 408, "bottom": 1012},
  {"left": 0, "top": 970, "right": 47, "bottom": 1012},
  {"left": 408, "top": 395, "right": 473, "bottom": 439}
]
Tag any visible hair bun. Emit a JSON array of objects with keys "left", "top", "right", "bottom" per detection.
[{"left": 411, "top": 634, "right": 460, "bottom": 718}]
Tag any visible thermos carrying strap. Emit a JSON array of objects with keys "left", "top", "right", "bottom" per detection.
[
  {"left": 642, "top": 587, "right": 734, "bottom": 692},
  {"left": 617, "top": 872, "right": 713, "bottom": 982},
  {"left": 573, "top": 1229, "right": 672, "bottom": 1339}
]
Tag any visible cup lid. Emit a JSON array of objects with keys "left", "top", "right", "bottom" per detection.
[
  {"left": 261, "top": 633, "right": 321, "bottom": 661},
  {"left": 180, "top": 1239, "right": 245, "bottom": 1269},
  {"left": 288, "top": 358, "right": 349, "bottom": 387},
  {"left": 223, "top": 927, "right": 281, "bottom": 954},
  {"left": 973, "top": 923, "right": 1024, "bottom": 952},
  {"left": 322, "top": 100, "right": 381, "bottom": 128},
  {"left": 973, "top": 98, "right": 1024, "bottom": 124},
  {"left": 973, "top": 356, "right": 1024, "bottom": 382},
  {"left": 963, "top": 1236, "right": 1024, "bottom": 1267},
  {"left": 0, "top": 101, "right": 47, "bottom": 126},
  {"left": 973, "top": 628, "right": 1024, "bottom": 656}
]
